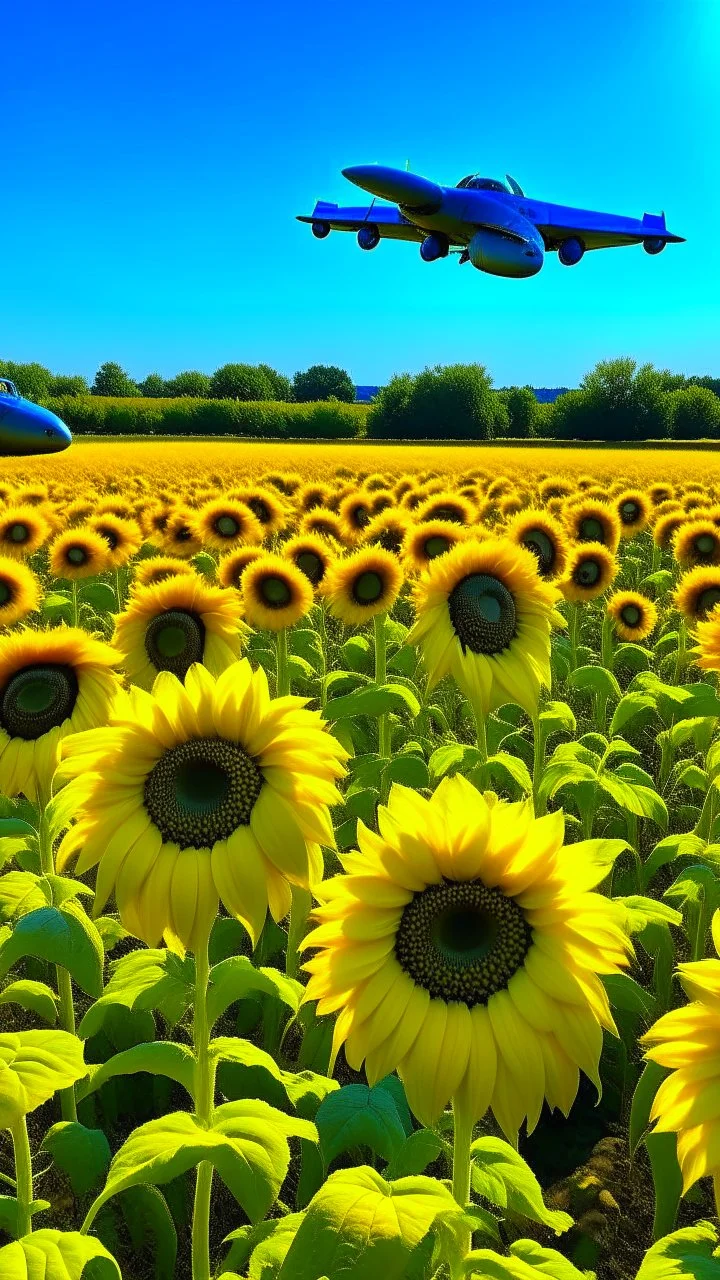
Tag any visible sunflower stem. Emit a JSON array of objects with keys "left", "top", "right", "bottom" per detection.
[
  {"left": 450, "top": 1104, "right": 474, "bottom": 1274},
  {"left": 374, "top": 613, "right": 390, "bottom": 758},
  {"left": 192, "top": 933, "right": 215, "bottom": 1280},
  {"left": 651, "top": 541, "right": 661, "bottom": 574},
  {"left": 318, "top": 600, "right": 328, "bottom": 708},
  {"left": 567, "top": 602, "right": 579, "bottom": 673},
  {"left": 71, "top": 579, "right": 79, "bottom": 628},
  {"left": 39, "top": 803, "right": 78, "bottom": 1122},
  {"left": 286, "top": 886, "right": 312, "bottom": 978},
  {"left": 10, "top": 1117, "right": 33, "bottom": 1238},
  {"left": 601, "top": 610, "right": 615, "bottom": 673},
  {"left": 531, "top": 713, "right": 546, "bottom": 816},
  {"left": 275, "top": 626, "right": 290, "bottom": 697},
  {"left": 472, "top": 704, "right": 488, "bottom": 768}
]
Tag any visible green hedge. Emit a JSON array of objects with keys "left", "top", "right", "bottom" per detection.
[{"left": 44, "top": 397, "right": 368, "bottom": 440}]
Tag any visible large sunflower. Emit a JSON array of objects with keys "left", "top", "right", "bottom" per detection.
[
  {"left": 614, "top": 489, "right": 652, "bottom": 538},
  {"left": 89, "top": 514, "right": 143, "bottom": 568},
  {"left": 49, "top": 528, "right": 110, "bottom": 581},
  {"left": 322, "top": 547, "right": 403, "bottom": 627},
  {"left": 282, "top": 534, "right": 335, "bottom": 587},
  {"left": 673, "top": 519, "right": 720, "bottom": 569},
  {"left": 691, "top": 603, "right": 720, "bottom": 673},
  {"left": 0, "top": 505, "right": 51, "bottom": 560},
  {"left": 0, "top": 557, "right": 41, "bottom": 629},
  {"left": 113, "top": 574, "right": 249, "bottom": 689},
  {"left": 241, "top": 554, "right": 314, "bottom": 632},
  {"left": 362, "top": 510, "right": 412, "bottom": 558},
  {"left": 675, "top": 566, "right": 720, "bottom": 624},
  {"left": 416, "top": 491, "right": 476, "bottom": 526},
  {"left": 303, "top": 777, "right": 632, "bottom": 1136},
  {"left": 505, "top": 509, "right": 570, "bottom": 581},
  {"left": 654, "top": 511, "right": 687, "bottom": 551},
  {"left": 407, "top": 538, "right": 562, "bottom": 718},
  {"left": 559, "top": 543, "right": 618, "bottom": 603},
  {"left": 563, "top": 499, "right": 620, "bottom": 553},
  {"left": 640, "top": 910, "right": 720, "bottom": 1214},
  {"left": 217, "top": 547, "right": 264, "bottom": 590},
  {"left": 0, "top": 627, "right": 120, "bottom": 803},
  {"left": 56, "top": 661, "right": 348, "bottom": 951}
]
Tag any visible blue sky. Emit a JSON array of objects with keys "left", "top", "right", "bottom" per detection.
[{"left": 3, "top": 0, "right": 718, "bottom": 388}]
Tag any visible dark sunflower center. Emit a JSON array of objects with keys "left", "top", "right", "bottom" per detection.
[
  {"left": 352, "top": 505, "right": 370, "bottom": 529},
  {"left": 248, "top": 498, "right": 270, "bottom": 524},
  {"left": 143, "top": 737, "right": 264, "bottom": 847},
  {"left": 67, "top": 546, "right": 88, "bottom": 565},
  {"left": 353, "top": 570, "right": 385, "bottom": 605},
  {"left": 448, "top": 573, "right": 516, "bottom": 655},
  {"left": 424, "top": 535, "right": 450, "bottom": 559},
  {"left": 430, "top": 504, "right": 463, "bottom": 524},
  {"left": 259, "top": 574, "right": 292, "bottom": 608},
  {"left": 522, "top": 529, "right": 556, "bottom": 573},
  {"left": 296, "top": 551, "right": 324, "bottom": 585},
  {"left": 0, "top": 580, "right": 12, "bottom": 606},
  {"left": 8, "top": 523, "right": 29, "bottom": 544},
  {"left": 174, "top": 525, "right": 193, "bottom": 543},
  {"left": 377, "top": 529, "right": 404, "bottom": 553},
  {"left": 695, "top": 534, "right": 716, "bottom": 556},
  {"left": 395, "top": 879, "right": 532, "bottom": 1006},
  {"left": 144, "top": 609, "right": 205, "bottom": 677},
  {"left": 215, "top": 515, "right": 240, "bottom": 538},
  {"left": 620, "top": 603, "right": 642, "bottom": 627},
  {"left": 573, "top": 557, "right": 601, "bottom": 587},
  {"left": 0, "top": 664, "right": 79, "bottom": 740},
  {"left": 578, "top": 517, "right": 604, "bottom": 543},
  {"left": 621, "top": 501, "right": 640, "bottom": 524},
  {"left": 696, "top": 587, "right": 720, "bottom": 617},
  {"left": 99, "top": 527, "right": 119, "bottom": 550}
]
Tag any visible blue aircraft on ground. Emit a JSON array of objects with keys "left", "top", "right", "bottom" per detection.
[
  {"left": 0, "top": 378, "right": 72, "bottom": 455},
  {"left": 298, "top": 166, "right": 685, "bottom": 279}
]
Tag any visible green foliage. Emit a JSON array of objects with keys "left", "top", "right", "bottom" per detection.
[
  {"left": 498, "top": 385, "right": 542, "bottom": 438},
  {"left": 369, "top": 363, "right": 502, "bottom": 440},
  {"left": 91, "top": 362, "right": 140, "bottom": 397},
  {"left": 551, "top": 359, "right": 669, "bottom": 441},
  {"left": 0, "top": 361, "right": 53, "bottom": 402},
  {"left": 292, "top": 364, "right": 355, "bottom": 403},
  {"left": 47, "top": 373, "right": 89, "bottom": 397},
  {"left": 43, "top": 394, "right": 368, "bottom": 439},
  {"left": 138, "top": 372, "right": 167, "bottom": 397},
  {"left": 210, "top": 362, "right": 274, "bottom": 400},
  {"left": 0, "top": 1230, "right": 121, "bottom": 1279},
  {"left": 666, "top": 384, "right": 720, "bottom": 440},
  {"left": 164, "top": 369, "right": 213, "bottom": 398}
]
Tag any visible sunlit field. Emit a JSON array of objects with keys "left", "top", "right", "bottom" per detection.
[{"left": 2, "top": 440, "right": 720, "bottom": 1280}]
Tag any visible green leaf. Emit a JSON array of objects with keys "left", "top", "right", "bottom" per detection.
[
  {"left": 85, "top": 1102, "right": 315, "bottom": 1228},
  {"left": 79, "top": 581, "right": 118, "bottom": 612},
  {"left": 675, "top": 764, "right": 709, "bottom": 793},
  {"left": 344, "top": 788, "right": 378, "bottom": 825},
  {"left": 0, "top": 872, "right": 52, "bottom": 922},
  {"left": 599, "top": 772, "right": 668, "bottom": 827},
  {"left": 508, "top": 1239, "right": 592, "bottom": 1278},
  {"left": 385, "top": 1129, "right": 443, "bottom": 1180},
  {"left": 428, "top": 744, "right": 481, "bottom": 781},
  {"left": 615, "top": 896, "right": 683, "bottom": 934},
  {"left": 0, "top": 1030, "right": 86, "bottom": 1127},
  {"left": 636, "top": 1219, "right": 720, "bottom": 1277},
  {"left": 382, "top": 755, "right": 430, "bottom": 792},
  {"left": 222, "top": 1216, "right": 305, "bottom": 1279},
  {"left": 569, "top": 664, "right": 622, "bottom": 701},
  {"left": 469, "top": 1137, "right": 572, "bottom": 1234},
  {"left": 630, "top": 1061, "right": 668, "bottom": 1158},
  {"left": 0, "top": 980, "right": 58, "bottom": 1024},
  {"left": 0, "top": 1230, "right": 121, "bottom": 1279},
  {"left": 326, "top": 682, "right": 421, "bottom": 722},
  {"left": 116, "top": 1185, "right": 178, "bottom": 1280},
  {"left": 314, "top": 1082, "right": 407, "bottom": 1168},
  {"left": 0, "top": 902, "right": 103, "bottom": 998},
  {"left": 341, "top": 636, "right": 373, "bottom": 673},
  {"left": 41, "top": 1122, "right": 111, "bottom": 1198},
  {"left": 76, "top": 1042, "right": 195, "bottom": 1102},
  {"left": 42, "top": 592, "right": 73, "bottom": 620},
  {"left": 641, "top": 835, "right": 707, "bottom": 891},
  {"left": 207, "top": 956, "right": 301, "bottom": 1030},
  {"left": 538, "top": 760, "right": 598, "bottom": 805},
  {"left": 603, "top": 973, "right": 656, "bottom": 1020},
  {"left": 645, "top": 1132, "right": 684, "bottom": 1243},
  {"left": 614, "top": 642, "right": 653, "bottom": 672},
  {"left": 0, "top": 1196, "right": 50, "bottom": 1240},
  {"left": 538, "top": 700, "right": 576, "bottom": 737},
  {"left": 0, "top": 820, "right": 36, "bottom": 840},
  {"left": 276, "top": 1166, "right": 459, "bottom": 1280},
  {"left": 610, "top": 693, "right": 657, "bottom": 737},
  {"left": 79, "top": 947, "right": 194, "bottom": 1037},
  {"left": 484, "top": 752, "right": 532, "bottom": 796},
  {"left": 94, "top": 916, "right": 130, "bottom": 953}
]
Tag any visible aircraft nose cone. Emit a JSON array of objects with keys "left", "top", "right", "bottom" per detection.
[
  {"left": 44, "top": 420, "right": 72, "bottom": 452},
  {"left": 342, "top": 165, "right": 443, "bottom": 212}
]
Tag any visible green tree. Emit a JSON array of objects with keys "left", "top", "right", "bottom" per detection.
[
  {"left": 210, "top": 363, "right": 273, "bottom": 400},
  {"left": 139, "top": 373, "right": 168, "bottom": 397},
  {"left": 92, "top": 362, "right": 140, "bottom": 397},
  {"left": 0, "top": 361, "right": 53, "bottom": 402},
  {"left": 48, "top": 373, "right": 89, "bottom": 397},
  {"left": 165, "top": 370, "right": 213, "bottom": 398},
  {"left": 258, "top": 363, "right": 291, "bottom": 401},
  {"left": 292, "top": 364, "right": 355, "bottom": 403},
  {"left": 500, "top": 385, "right": 541, "bottom": 438},
  {"left": 667, "top": 385, "right": 720, "bottom": 440},
  {"left": 369, "top": 364, "right": 499, "bottom": 440},
  {"left": 551, "top": 358, "right": 669, "bottom": 441},
  {"left": 367, "top": 373, "right": 415, "bottom": 438}
]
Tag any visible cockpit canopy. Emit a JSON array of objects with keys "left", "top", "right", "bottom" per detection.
[
  {"left": 456, "top": 176, "right": 510, "bottom": 193},
  {"left": 0, "top": 379, "right": 19, "bottom": 398}
]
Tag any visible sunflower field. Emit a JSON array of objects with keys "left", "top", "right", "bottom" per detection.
[{"left": 1, "top": 441, "right": 720, "bottom": 1280}]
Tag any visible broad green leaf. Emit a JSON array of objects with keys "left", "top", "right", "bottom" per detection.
[
  {"left": 385, "top": 1129, "right": 443, "bottom": 1180},
  {"left": 0, "top": 1230, "right": 121, "bottom": 1279},
  {"left": 0, "top": 820, "right": 36, "bottom": 840},
  {"left": 277, "top": 1165, "right": 459, "bottom": 1280},
  {"left": 539, "top": 760, "right": 598, "bottom": 805},
  {"left": 246, "top": 1215, "right": 303, "bottom": 1279},
  {"left": 382, "top": 755, "right": 430, "bottom": 791},
  {"left": 645, "top": 1132, "right": 684, "bottom": 1243},
  {"left": 484, "top": 752, "right": 532, "bottom": 796},
  {"left": 509, "top": 1239, "right": 591, "bottom": 1277},
  {"left": 428, "top": 744, "right": 481, "bottom": 781},
  {"left": 614, "top": 642, "right": 652, "bottom": 672},
  {"left": 0, "top": 1196, "right": 50, "bottom": 1240},
  {"left": 0, "top": 902, "right": 103, "bottom": 998},
  {"left": 603, "top": 973, "right": 656, "bottom": 1020},
  {"left": 315, "top": 1082, "right": 407, "bottom": 1168},
  {"left": 0, "top": 1030, "right": 86, "bottom": 1127},
  {"left": 79, "top": 581, "right": 118, "bottom": 612},
  {"left": 326, "top": 682, "right": 421, "bottom": 722},
  {"left": 76, "top": 1041, "right": 195, "bottom": 1102},
  {"left": 599, "top": 773, "right": 668, "bottom": 827},
  {"left": 206, "top": 956, "right": 301, "bottom": 1030},
  {"left": 375, "top": 1073, "right": 413, "bottom": 1135},
  {"left": 675, "top": 764, "right": 709, "bottom": 793},
  {"left": 642, "top": 835, "right": 707, "bottom": 891},
  {"left": 538, "top": 700, "right": 576, "bottom": 737},
  {"left": 636, "top": 1219, "right": 719, "bottom": 1278},
  {"left": 630, "top": 1061, "right": 668, "bottom": 1157},
  {"left": 616, "top": 896, "right": 683, "bottom": 934},
  {"left": 45, "top": 875, "right": 94, "bottom": 907},
  {"left": 469, "top": 1137, "right": 572, "bottom": 1234},
  {"left": 610, "top": 693, "right": 657, "bottom": 736},
  {"left": 0, "top": 980, "right": 58, "bottom": 1025},
  {"left": 344, "top": 788, "right": 378, "bottom": 825},
  {"left": 0, "top": 872, "right": 52, "bottom": 922},
  {"left": 85, "top": 1102, "right": 315, "bottom": 1227},
  {"left": 341, "top": 636, "right": 373, "bottom": 673},
  {"left": 41, "top": 1122, "right": 111, "bottom": 1198},
  {"left": 665, "top": 865, "right": 720, "bottom": 909},
  {"left": 115, "top": 1185, "right": 177, "bottom": 1280},
  {"left": 94, "top": 916, "right": 130, "bottom": 953},
  {"left": 79, "top": 947, "right": 194, "bottom": 1037},
  {"left": 569, "top": 664, "right": 622, "bottom": 701}
]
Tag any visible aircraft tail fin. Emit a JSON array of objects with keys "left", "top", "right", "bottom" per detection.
[{"left": 642, "top": 211, "right": 667, "bottom": 230}]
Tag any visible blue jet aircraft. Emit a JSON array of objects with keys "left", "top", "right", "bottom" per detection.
[
  {"left": 298, "top": 166, "right": 685, "bottom": 279},
  {"left": 0, "top": 378, "right": 72, "bottom": 455}
]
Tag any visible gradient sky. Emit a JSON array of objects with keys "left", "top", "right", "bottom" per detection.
[{"left": 3, "top": 0, "right": 718, "bottom": 388}]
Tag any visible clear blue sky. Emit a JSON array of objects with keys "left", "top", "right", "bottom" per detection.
[{"left": 3, "top": 0, "right": 718, "bottom": 388}]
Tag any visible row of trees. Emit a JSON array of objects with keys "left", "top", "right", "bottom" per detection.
[{"left": 0, "top": 360, "right": 356, "bottom": 404}]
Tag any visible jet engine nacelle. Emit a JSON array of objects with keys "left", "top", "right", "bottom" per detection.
[
  {"left": 467, "top": 227, "right": 544, "bottom": 278},
  {"left": 420, "top": 233, "right": 449, "bottom": 262}
]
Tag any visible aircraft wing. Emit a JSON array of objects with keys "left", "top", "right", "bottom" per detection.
[
  {"left": 534, "top": 203, "right": 685, "bottom": 251},
  {"left": 297, "top": 199, "right": 425, "bottom": 243}
]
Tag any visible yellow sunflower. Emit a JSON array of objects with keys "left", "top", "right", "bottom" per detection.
[
  {"left": 297, "top": 482, "right": 334, "bottom": 513},
  {"left": 614, "top": 489, "right": 652, "bottom": 539},
  {"left": 282, "top": 534, "right": 336, "bottom": 587},
  {"left": 505, "top": 509, "right": 570, "bottom": 581},
  {"left": 241, "top": 554, "right": 314, "bottom": 632},
  {"left": 160, "top": 508, "right": 204, "bottom": 559},
  {"left": 640, "top": 910, "right": 720, "bottom": 1214},
  {"left": 564, "top": 500, "right": 621, "bottom": 553},
  {"left": 416, "top": 491, "right": 476, "bottom": 526},
  {"left": 673, "top": 519, "right": 720, "bottom": 570},
  {"left": 606, "top": 591, "right": 658, "bottom": 642},
  {"left": 192, "top": 499, "right": 263, "bottom": 552},
  {"left": 0, "top": 558, "right": 41, "bottom": 629},
  {"left": 560, "top": 543, "right": 618, "bottom": 603},
  {"left": 56, "top": 660, "right": 348, "bottom": 951},
  {"left": 654, "top": 511, "right": 687, "bottom": 551},
  {"left": 89, "top": 514, "right": 143, "bottom": 569},
  {"left": 49, "top": 528, "right": 110, "bottom": 581},
  {"left": 299, "top": 509, "right": 345, "bottom": 544},
  {"left": 141, "top": 501, "right": 175, "bottom": 543},
  {"left": 407, "top": 538, "right": 562, "bottom": 718},
  {"left": 0, "top": 505, "right": 51, "bottom": 560},
  {"left": 649, "top": 483, "right": 675, "bottom": 506},
  {"left": 303, "top": 777, "right": 632, "bottom": 1136},
  {"left": 132, "top": 556, "right": 197, "bottom": 590},
  {"left": 362, "top": 510, "right": 412, "bottom": 558},
  {"left": 675, "top": 566, "right": 720, "bottom": 624},
  {"left": 338, "top": 492, "right": 373, "bottom": 541},
  {"left": 691, "top": 604, "right": 720, "bottom": 673},
  {"left": 237, "top": 486, "right": 287, "bottom": 537},
  {"left": 113, "top": 574, "right": 249, "bottom": 689},
  {"left": 0, "top": 627, "right": 120, "bottom": 803},
  {"left": 321, "top": 547, "right": 403, "bottom": 627},
  {"left": 217, "top": 546, "right": 264, "bottom": 590},
  {"left": 539, "top": 476, "right": 573, "bottom": 503},
  {"left": 404, "top": 520, "right": 468, "bottom": 575}
]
